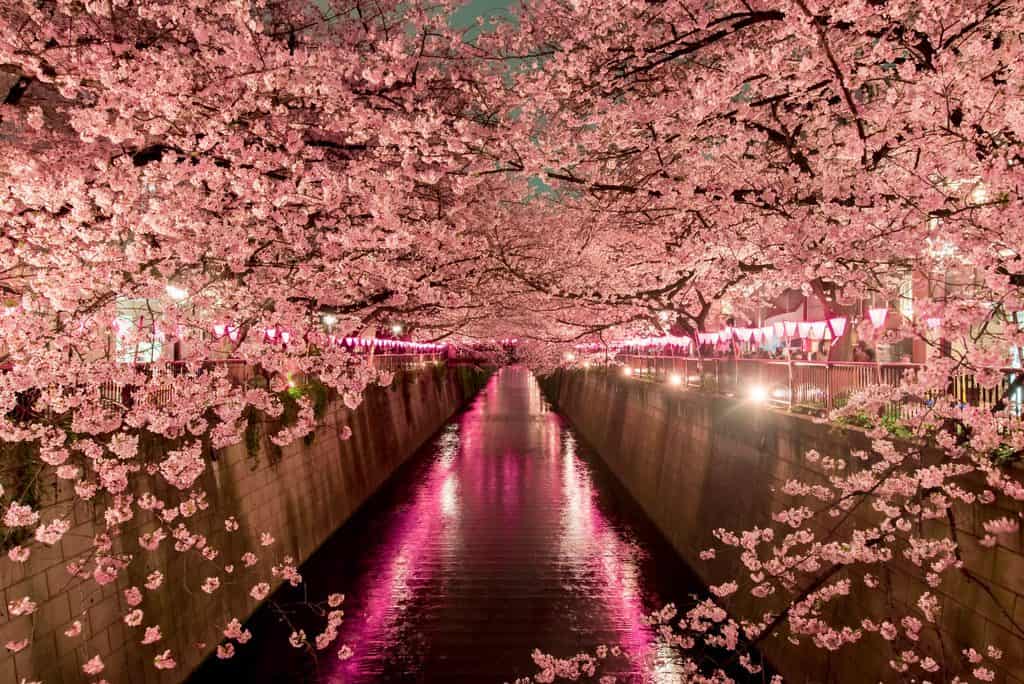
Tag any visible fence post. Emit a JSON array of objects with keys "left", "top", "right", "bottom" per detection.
[
  {"left": 825, "top": 363, "right": 833, "bottom": 413},
  {"left": 787, "top": 360, "right": 794, "bottom": 411}
]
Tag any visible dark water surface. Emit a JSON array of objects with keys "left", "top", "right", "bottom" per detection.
[{"left": 191, "top": 367, "right": 726, "bottom": 683}]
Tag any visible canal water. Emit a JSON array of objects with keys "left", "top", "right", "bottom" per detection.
[{"left": 191, "top": 367, "right": 729, "bottom": 683}]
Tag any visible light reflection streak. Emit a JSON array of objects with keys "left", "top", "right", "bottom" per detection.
[{"left": 325, "top": 367, "right": 685, "bottom": 682}]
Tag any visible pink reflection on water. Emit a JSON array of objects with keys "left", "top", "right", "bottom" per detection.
[{"left": 326, "top": 367, "right": 679, "bottom": 682}]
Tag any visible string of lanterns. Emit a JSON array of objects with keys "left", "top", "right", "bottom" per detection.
[
  {"left": 579, "top": 305, "right": 941, "bottom": 352},
  {"left": 111, "top": 319, "right": 445, "bottom": 352},
  {"left": 576, "top": 316, "right": 853, "bottom": 351}
]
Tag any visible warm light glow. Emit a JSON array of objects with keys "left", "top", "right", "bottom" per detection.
[
  {"left": 622, "top": 367, "right": 633, "bottom": 377},
  {"left": 322, "top": 313, "right": 338, "bottom": 326},
  {"left": 583, "top": 361, "right": 591, "bottom": 369},
  {"left": 165, "top": 284, "right": 188, "bottom": 302},
  {"left": 668, "top": 373, "right": 682, "bottom": 386},
  {"left": 391, "top": 324, "right": 403, "bottom": 334},
  {"left": 867, "top": 307, "right": 888, "bottom": 329},
  {"left": 749, "top": 385, "right": 768, "bottom": 402},
  {"left": 563, "top": 352, "right": 576, "bottom": 362}
]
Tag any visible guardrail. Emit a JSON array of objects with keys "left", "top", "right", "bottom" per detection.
[{"left": 615, "top": 354, "right": 1023, "bottom": 421}]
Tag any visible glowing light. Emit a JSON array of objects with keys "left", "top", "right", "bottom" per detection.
[
  {"left": 808, "top": 321, "right": 828, "bottom": 340},
  {"left": 165, "top": 284, "right": 188, "bottom": 301},
  {"left": 668, "top": 373, "right": 682, "bottom": 386},
  {"left": 583, "top": 361, "right": 592, "bottom": 369},
  {"left": 563, "top": 352, "right": 576, "bottom": 362},
  {"left": 828, "top": 317, "right": 848, "bottom": 338},
  {"left": 622, "top": 367, "right": 633, "bottom": 377},
  {"left": 322, "top": 313, "right": 338, "bottom": 326},
  {"left": 749, "top": 385, "right": 768, "bottom": 403},
  {"left": 391, "top": 324, "right": 403, "bottom": 335},
  {"left": 868, "top": 307, "right": 888, "bottom": 329}
]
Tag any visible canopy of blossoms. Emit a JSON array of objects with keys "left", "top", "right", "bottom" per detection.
[{"left": 1, "top": 0, "right": 1022, "bottom": 682}]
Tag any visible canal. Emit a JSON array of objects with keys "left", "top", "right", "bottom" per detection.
[{"left": 190, "top": 367, "right": 730, "bottom": 683}]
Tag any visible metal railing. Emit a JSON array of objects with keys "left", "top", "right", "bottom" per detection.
[{"left": 616, "top": 354, "right": 1023, "bottom": 421}]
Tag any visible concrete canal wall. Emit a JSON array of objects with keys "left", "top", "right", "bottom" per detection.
[
  {"left": 541, "top": 369, "right": 1024, "bottom": 684},
  {"left": 0, "top": 365, "right": 489, "bottom": 684}
]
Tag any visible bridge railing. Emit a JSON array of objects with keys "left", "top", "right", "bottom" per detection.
[{"left": 616, "top": 354, "right": 1023, "bottom": 421}]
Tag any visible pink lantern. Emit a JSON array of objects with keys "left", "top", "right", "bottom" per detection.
[
  {"left": 762, "top": 326, "right": 775, "bottom": 339},
  {"left": 828, "top": 317, "right": 848, "bottom": 338},
  {"left": 809, "top": 321, "right": 828, "bottom": 340},
  {"left": 735, "top": 327, "right": 753, "bottom": 342},
  {"left": 213, "top": 324, "right": 226, "bottom": 338},
  {"left": 784, "top": 321, "right": 798, "bottom": 338},
  {"left": 867, "top": 307, "right": 888, "bottom": 329},
  {"left": 266, "top": 328, "right": 278, "bottom": 341},
  {"left": 773, "top": 322, "right": 785, "bottom": 338},
  {"left": 797, "top": 321, "right": 812, "bottom": 338},
  {"left": 227, "top": 326, "right": 239, "bottom": 342},
  {"left": 721, "top": 326, "right": 733, "bottom": 341}
]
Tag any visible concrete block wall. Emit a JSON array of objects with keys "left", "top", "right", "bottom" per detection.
[
  {"left": 541, "top": 369, "right": 1024, "bottom": 683},
  {"left": 0, "top": 365, "right": 489, "bottom": 684}
]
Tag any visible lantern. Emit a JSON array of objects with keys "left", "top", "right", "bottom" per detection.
[
  {"left": 867, "top": 307, "right": 888, "bottom": 329},
  {"left": 828, "top": 317, "right": 848, "bottom": 338}
]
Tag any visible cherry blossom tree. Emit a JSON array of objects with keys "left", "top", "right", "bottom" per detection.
[{"left": 0, "top": 0, "right": 1023, "bottom": 681}]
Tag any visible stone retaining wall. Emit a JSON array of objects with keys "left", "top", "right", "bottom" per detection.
[
  {"left": 541, "top": 369, "right": 1024, "bottom": 684},
  {"left": 0, "top": 365, "right": 489, "bottom": 684}
]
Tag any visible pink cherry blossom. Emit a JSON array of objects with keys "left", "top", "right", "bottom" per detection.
[
  {"left": 250, "top": 583, "right": 271, "bottom": 601},
  {"left": 153, "top": 650, "right": 176, "bottom": 670},
  {"left": 82, "top": 655, "right": 104, "bottom": 675}
]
